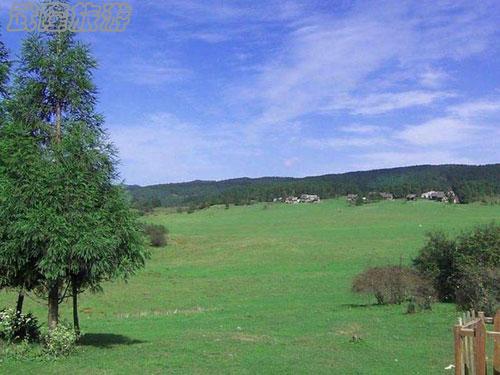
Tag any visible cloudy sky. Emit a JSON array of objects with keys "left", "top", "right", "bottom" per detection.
[{"left": 1, "top": 0, "right": 499, "bottom": 185}]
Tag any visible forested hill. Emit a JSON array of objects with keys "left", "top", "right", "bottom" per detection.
[{"left": 126, "top": 164, "right": 500, "bottom": 209}]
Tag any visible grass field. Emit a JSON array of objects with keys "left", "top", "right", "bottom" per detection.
[{"left": 0, "top": 199, "right": 498, "bottom": 374}]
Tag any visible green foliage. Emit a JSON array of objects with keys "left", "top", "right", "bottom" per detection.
[
  {"left": 455, "top": 266, "right": 499, "bottom": 315},
  {"left": 413, "top": 223, "right": 500, "bottom": 313},
  {"left": 142, "top": 224, "right": 168, "bottom": 247},
  {"left": 354, "top": 195, "right": 364, "bottom": 206},
  {"left": 0, "top": 17, "right": 148, "bottom": 330},
  {"left": 352, "top": 266, "right": 434, "bottom": 306},
  {"left": 413, "top": 232, "right": 457, "bottom": 301},
  {"left": 42, "top": 322, "right": 77, "bottom": 357},
  {"left": 0, "top": 309, "right": 40, "bottom": 343},
  {"left": 0, "top": 31, "right": 11, "bottom": 106}
]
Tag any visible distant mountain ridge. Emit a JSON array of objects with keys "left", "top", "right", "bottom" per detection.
[{"left": 126, "top": 164, "right": 500, "bottom": 209}]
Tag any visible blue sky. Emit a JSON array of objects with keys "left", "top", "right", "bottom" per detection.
[{"left": 1, "top": 0, "right": 499, "bottom": 185}]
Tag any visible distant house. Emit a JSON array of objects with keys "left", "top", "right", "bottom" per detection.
[
  {"left": 346, "top": 194, "right": 358, "bottom": 203},
  {"left": 406, "top": 194, "right": 417, "bottom": 201},
  {"left": 284, "top": 196, "right": 299, "bottom": 204},
  {"left": 379, "top": 192, "right": 394, "bottom": 200},
  {"left": 421, "top": 191, "right": 447, "bottom": 202},
  {"left": 299, "top": 194, "right": 320, "bottom": 203},
  {"left": 421, "top": 191, "right": 435, "bottom": 199}
]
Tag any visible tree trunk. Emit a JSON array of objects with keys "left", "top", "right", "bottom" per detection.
[
  {"left": 16, "top": 291, "right": 24, "bottom": 315},
  {"left": 48, "top": 283, "right": 59, "bottom": 330},
  {"left": 72, "top": 277, "right": 80, "bottom": 336}
]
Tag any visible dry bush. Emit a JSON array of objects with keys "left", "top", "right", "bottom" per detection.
[
  {"left": 143, "top": 224, "right": 168, "bottom": 247},
  {"left": 352, "top": 266, "right": 435, "bottom": 306}
]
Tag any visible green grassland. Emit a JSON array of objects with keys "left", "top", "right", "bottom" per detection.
[{"left": 1, "top": 199, "right": 498, "bottom": 374}]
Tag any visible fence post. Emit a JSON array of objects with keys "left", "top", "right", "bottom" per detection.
[
  {"left": 494, "top": 310, "right": 500, "bottom": 375},
  {"left": 475, "top": 312, "right": 487, "bottom": 375},
  {"left": 455, "top": 323, "right": 464, "bottom": 375}
]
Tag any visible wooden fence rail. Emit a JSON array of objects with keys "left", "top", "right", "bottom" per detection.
[{"left": 454, "top": 310, "right": 500, "bottom": 375}]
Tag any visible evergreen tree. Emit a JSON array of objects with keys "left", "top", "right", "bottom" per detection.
[{"left": 1, "top": 16, "right": 148, "bottom": 331}]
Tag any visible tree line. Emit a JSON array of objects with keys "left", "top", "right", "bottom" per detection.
[
  {"left": 0, "top": 14, "right": 147, "bottom": 334},
  {"left": 129, "top": 164, "right": 500, "bottom": 210}
]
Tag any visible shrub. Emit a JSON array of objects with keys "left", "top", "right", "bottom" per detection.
[
  {"left": 0, "top": 309, "right": 40, "bottom": 343},
  {"left": 352, "top": 266, "right": 435, "bottom": 306},
  {"left": 413, "top": 223, "right": 500, "bottom": 312},
  {"left": 43, "top": 323, "right": 78, "bottom": 357},
  {"left": 455, "top": 265, "right": 499, "bottom": 316},
  {"left": 143, "top": 224, "right": 168, "bottom": 247},
  {"left": 406, "top": 297, "right": 417, "bottom": 314},
  {"left": 413, "top": 232, "right": 457, "bottom": 301}
]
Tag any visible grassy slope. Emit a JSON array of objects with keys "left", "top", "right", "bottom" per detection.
[{"left": 0, "top": 199, "right": 498, "bottom": 374}]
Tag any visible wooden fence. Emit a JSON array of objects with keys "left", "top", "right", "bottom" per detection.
[{"left": 454, "top": 310, "right": 500, "bottom": 375}]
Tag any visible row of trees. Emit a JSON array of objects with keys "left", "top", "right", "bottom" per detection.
[
  {"left": 129, "top": 165, "right": 500, "bottom": 210},
  {"left": 0, "top": 8, "right": 148, "bottom": 333}
]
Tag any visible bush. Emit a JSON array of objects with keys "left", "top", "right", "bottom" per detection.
[
  {"left": 143, "top": 224, "right": 168, "bottom": 247},
  {"left": 352, "top": 266, "right": 434, "bottom": 306},
  {"left": 413, "top": 232, "right": 458, "bottom": 301},
  {"left": 43, "top": 323, "right": 78, "bottom": 357},
  {"left": 455, "top": 265, "right": 500, "bottom": 316},
  {"left": 0, "top": 309, "right": 40, "bottom": 343},
  {"left": 413, "top": 223, "right": 500, "bottom": 312}
]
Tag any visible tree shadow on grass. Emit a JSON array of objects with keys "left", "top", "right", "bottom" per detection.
[
  {"left": 79, "top": 333, "right": 145, "bottom": 349},
  {"left": 341, "top": 303, "right": 382, "bottom": 308}
]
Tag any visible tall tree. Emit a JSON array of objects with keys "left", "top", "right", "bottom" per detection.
[
  {"left": 0, "top": 31, "right": 27, "bottom": 314},
  {"left": 1, "top": 12, "right": 148, "bottom": 330}
]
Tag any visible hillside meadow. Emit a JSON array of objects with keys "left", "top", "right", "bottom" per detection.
[{"left": 0, "top": 199, "right": 498, "bottom": 374}]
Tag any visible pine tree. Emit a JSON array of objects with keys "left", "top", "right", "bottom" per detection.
[
  {"left": 1, "top": 13, "right": 148, "bottom": 331},
  {"left": 0, "top": 31, "right": 27, "bottom": 314}
]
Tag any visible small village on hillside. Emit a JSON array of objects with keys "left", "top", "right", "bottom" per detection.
[
  {"left": 273, "top": 190, "right": 460, "bottom": 205},
  {"left": 347, "top": 190, "right": 460, "bottom": 204}
]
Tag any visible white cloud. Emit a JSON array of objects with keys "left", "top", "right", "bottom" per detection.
[
  {"left": 306, "top": 136, "right": 389, "bottom": 149},
  {"left": 339, "top": 124, "right": 382, "bottom": 134},
  {"left": 332, "top": 91, "right": 454, "bottom": 116},
  {"left": 356, "top": 150, "right": 473, "bottom": 170},
  {"left": 109, "top": 113, "right": 228, "bottom": 184},
  {"left": 419, "top": 68, "right": 450, "bottom": 88},
  {"left": 447, "top": 99, "right": 500, "bottom": 118},
  {"left": 396, "top": 117, "right": 473, "bottom": 146},
  {"left": 237, "top": 1, "right": 499, "bottom": 125},
  {"left": 189, "top": 32, "right": 229, "bottom": 43},
  {"left": 115, "top": 59, "right": 190, "bottom": 86}
]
